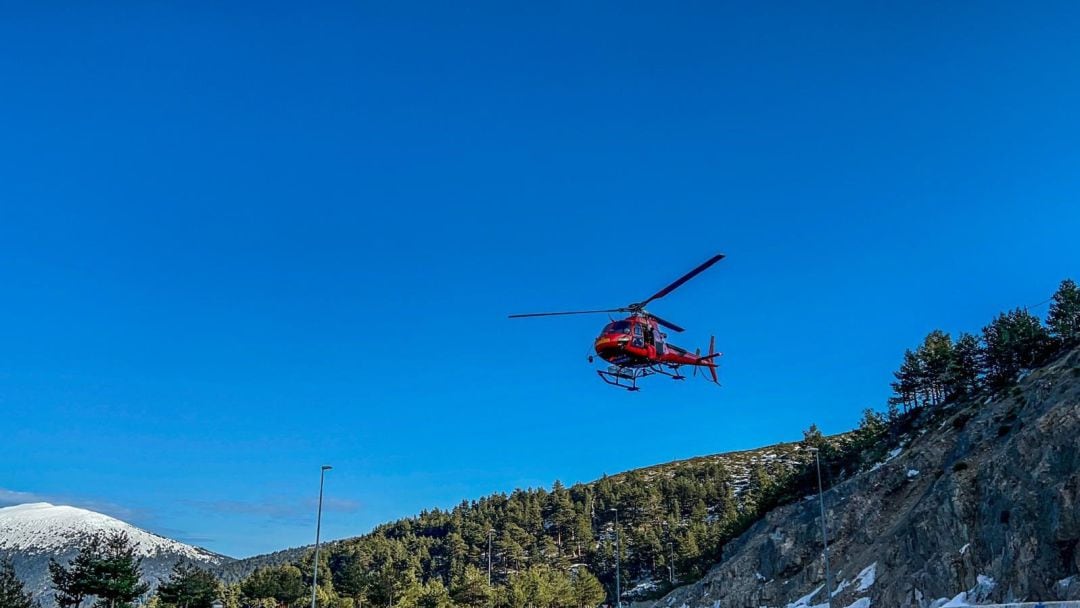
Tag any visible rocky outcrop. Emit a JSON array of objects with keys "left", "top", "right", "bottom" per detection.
[{"left": 646, "top": 347, "right": 1080, "bottom": 608}]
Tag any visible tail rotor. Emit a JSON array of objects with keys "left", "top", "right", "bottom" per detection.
[{"left": 695, "top": 336, "right": 721, "bottom": 385}]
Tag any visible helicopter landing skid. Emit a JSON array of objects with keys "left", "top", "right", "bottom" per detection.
[
  {"left": 597, "top": 366, "right": 652, "bottom": 391},
  {"left": 597, "top": 363, "right": 692, "bottom": 390}
]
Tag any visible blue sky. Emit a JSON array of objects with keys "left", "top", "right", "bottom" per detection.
[{"left": 2, "top": 2, "right": 1079, "bottom": 557}]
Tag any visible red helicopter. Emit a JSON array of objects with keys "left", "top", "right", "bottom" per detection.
[{"left": 509, "top": 253, "right": 724, "bottom": 391}]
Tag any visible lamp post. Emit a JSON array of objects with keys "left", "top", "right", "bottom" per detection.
[
  {"left": 808, "top": 448, "right": 832, "bottom": 608},
  {"left": 487, "top": 529, "right": 496, "bottom": 585},
  {"left": 662, "top": 521, "right": 674, "bottom": 585},
  {"left": 609, "top": 508, "right": 621, "bottom": 608},
  {"left": 312, "top": 465, "right": 333, "bottom": 608}
]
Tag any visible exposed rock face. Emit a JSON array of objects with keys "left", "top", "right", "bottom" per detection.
[{"left": 646, "top": 347, "right": 1080, "bottom": 608}]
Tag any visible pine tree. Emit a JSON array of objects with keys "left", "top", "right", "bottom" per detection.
[
  {"left": 416, "top": 579, "right": 451, "bottom": 608},
  {"left": 889, "top": 349, "right": 923, "bottom": 412},
  {"left": 917, "top": 330, "right": 953, "bottom": 406},
  {"left": 1, "top": 557, "right": 36, "bottom": 608},
  {"left": 547, "top": 481, "right": 576, "bottom": 556},
  {"left": 157, "top": 563, "right": 219, "bottom": 608},
  {"left": 1047, "top": 278, "right": 1080, "bottom": 346},
  {"left": 982, "top": 309, "right": 1052, "bottom": 388},
  {"left": 91, "top": 531, "right": 151, "bottom": 608},
  {"left": 499, "top": 566, "right": 574, "bottom": 608},
  {"left": 801, "top": 424, "right": 824, "bottom": 448},
  {"left": 947, "top": 332, "right": 982, "bottom": 399},
  {"left": 50, "top": 532, "right": 149, "bottom": 608},
  {"left": 570, "top": 569, "right": 605, "bottom": 608},
  {"left": 334, "top": 550, "right": 373, "bottom": 605},
  {"left": 241, "top": 565, "right": 306, "bottom": 608},
  {"left": 746, "top": 463, "right": 774, "bottom": 506},
  {"left": 449, "top": 565, "right": 490, "bottom": 608},
  {"left": 49, "top": 534, "right": 100, "bottom": 608},
  {"left": 494, "top": 527, "right": 527, "bottom": 572},
  {"left": 854, "top": 409, "right": 885, "bottom": 448},
  {"left": 219, "top": 583, "right": 242, "bottom": 608}
]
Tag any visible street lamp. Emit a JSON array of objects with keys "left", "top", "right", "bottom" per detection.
[
  {"left": 312, "top": 465, "right": 333, "bottom": 608},
  {"left": 609, "top": 508, "right": 621, "bottom": 608},
  {"left": 661, "top": 521, "right": 674, "bottom": 585},
  {"left": 807, "top": 448, "right": 832, "bottom": 608},
  {"left": 487, "top": 529, "right": 496, "bottom": 585}
]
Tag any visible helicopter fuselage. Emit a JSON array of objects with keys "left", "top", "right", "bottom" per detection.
[{"left": 593, "top": 314, "right": 713, "bottom": 369}]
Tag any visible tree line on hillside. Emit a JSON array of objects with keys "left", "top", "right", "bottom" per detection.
[
  {"left": 17, "top": 279, "right": 1079, "bottom": 608},
  {"left": 888, "top": 279, "right": 1080, "bottom": 413}
]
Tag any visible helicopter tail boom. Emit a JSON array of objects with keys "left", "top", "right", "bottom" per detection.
[{"left": 697, "top": 335, "right": 720, "bottom": 384}]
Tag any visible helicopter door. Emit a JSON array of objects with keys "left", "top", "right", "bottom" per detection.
[{"left": 632, "top": 323, "right": 644, "bottom": 348}]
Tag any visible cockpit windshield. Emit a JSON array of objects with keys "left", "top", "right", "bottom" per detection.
[{"left": 602, "top": 321, "right": 632, "bottom": 335}]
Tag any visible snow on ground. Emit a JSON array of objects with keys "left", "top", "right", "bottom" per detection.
[
  {"left": 930, "top": 593, "right": 969, "bottom": 608},
  {"left": 785, "top": 584, "right": 824, "bottom": 608},
  {"left": 628, "top": 579, "right": 658, "bottom": 596},
  {"left": 927, "top": 574, "right": 997, "bottom": 607},
  {"left": 975, "top": 575, "right": 996, "bottom": 593},
  {"left": 959, "top": 543, "right": 970, "bottom": 555},
  {"left": 854, "top": 562, "right": 877, "bottom": 592},
  {"left": 869, "top": 446, "right": 906, "bottom": 473},
  {"left": 907, "top": 468, "right": 920, "bottom": 478}
]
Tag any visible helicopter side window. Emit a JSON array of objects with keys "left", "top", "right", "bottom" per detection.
[
  {"left": 605, "top": 321, "right": 631, "bottom": 335},
  {"left": 633, "top": 324, "right": 643, "bottom": 337}
]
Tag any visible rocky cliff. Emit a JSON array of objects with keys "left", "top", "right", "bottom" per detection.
[{"left": 645, "top": 346, "right": 1080, "bottom": 608}]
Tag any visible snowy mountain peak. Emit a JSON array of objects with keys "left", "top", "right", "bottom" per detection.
[
  {"left": 1, "top": 502, "right": 231, "bottom": 605},
  {"left": 0, "top": 501, "right": 225, "bottom": 561}
]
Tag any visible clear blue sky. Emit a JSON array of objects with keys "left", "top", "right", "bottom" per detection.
[{"left": 2, "top": 2, "right": 1079, "bottom": 558}]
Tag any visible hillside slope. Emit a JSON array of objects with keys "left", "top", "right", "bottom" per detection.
[
  {"left": 217, "top": 437, "right": 830, "bottom": 587},
  {"left": 0, "top": 503, "right": 230, "bottom": 603},
  {"left": 644, "top": 347, "right": 1080, "bottom": 608}
]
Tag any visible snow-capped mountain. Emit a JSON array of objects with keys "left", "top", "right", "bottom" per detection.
[{"left": 0, "top": 502, "right": 231, "bottom": 605}]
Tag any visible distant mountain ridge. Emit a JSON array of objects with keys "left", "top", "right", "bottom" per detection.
[{"left": 0, "top": 502, "right": 231, "bottom": 604}]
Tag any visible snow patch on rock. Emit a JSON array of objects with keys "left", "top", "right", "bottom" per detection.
[
  {"left": 854, "top": 562, "right": 876, "bottom": 592},
  {"left": 785, "top": 584, "right": 824, "bottom": 608}
]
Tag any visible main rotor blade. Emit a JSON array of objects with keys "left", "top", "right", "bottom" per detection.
[
  {"left": 646, "top": 313, "right": 685, "bottom": 333},
  {"left": 508, "top": 308, "right": 625, "bottom": 319},
  {"left": 634, "top": 253, "right": 725, "bottom": 309}
]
